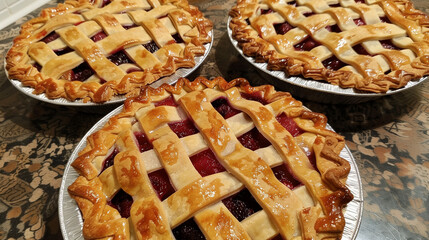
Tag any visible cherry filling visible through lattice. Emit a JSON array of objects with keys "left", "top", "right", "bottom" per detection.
[
  {"left": 97, "top": 90, "right": 321, "bottom": 239},
  {"left": 255, "top": 3, "right": 406, "bottom": 73},
  {"left": 34, "top": 15, "right": 186, "bottom": 83}
]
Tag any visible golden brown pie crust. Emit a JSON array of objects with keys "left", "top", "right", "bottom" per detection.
[
  {"left": 6, "top": 0, "right": 212, "bottom": 103},
  {"left": 229, "top": 0, "right": 429, "bottom": 93},
  {"left": 68, "top": 76, "right": 353, "bottom": 239}
]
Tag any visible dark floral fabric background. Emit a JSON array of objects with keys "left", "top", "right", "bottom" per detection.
[{"left": 0, "top": 0, "right": 428, "bottom": 239}]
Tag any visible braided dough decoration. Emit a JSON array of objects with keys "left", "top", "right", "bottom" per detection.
[
  {"left": 68, "top": 77, "right": 353, "bottom": 239},
  {"left": 230, "top": 0, "right": 429, "bottom": 93},
  {"left": 6, "top": 0, "right": 212, "bottom": 103}
]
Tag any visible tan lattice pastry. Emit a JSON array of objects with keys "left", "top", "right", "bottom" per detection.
[
  {"left": 68, "top": 77, "right": 353, "bottom": 239},
  {"left": 230, "top": 0, "right": 429, "bottom": 93},
  {"left": 6, "top": 0, "right": 212, "bottom": 103}
]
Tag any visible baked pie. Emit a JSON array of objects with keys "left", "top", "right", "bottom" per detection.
[
  {"left": 229, "top": 0, "right": 429, "bottom": 93},
  {"left": 6, "top": 0, "right": 212, "bottom": 103},
  {"left": 68, "top": 77, "right": 353, "bottom": 239}
]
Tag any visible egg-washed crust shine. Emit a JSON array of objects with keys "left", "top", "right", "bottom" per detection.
[
  {"left": 229, "top": 0, "right": 429, "bottom": 93},
  {"left": 68, "top": 76, "right": 354, "bottom": 240},
  {"left": 6, "top": 0, "right": 212, "bottom": 103}
]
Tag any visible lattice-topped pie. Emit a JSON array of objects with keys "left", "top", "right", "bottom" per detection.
[
  {"left": 68, "top": 77, "right": 353, "bottom": 239},
  {"left": 230, "top": 0, "right": 429, "bottom": 93},
  {"left": 6, "top": 0, "right": 212, "bottom": 102}
]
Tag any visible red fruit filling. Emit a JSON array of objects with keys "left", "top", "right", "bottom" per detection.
[
  {"left": 353, "top": 44, "right": 371, "bottom": 56},
  {"left": 329, "top": 3, "right": 341, "bottom": 7},
  {"left": 190, "top": 149, "right": 226, "bottom": 177},
  {"left": 260, "top": 9, "right": 274, "bottom": 15},
  {"left": 303, "top": 12, "right": 315, "bottom": 17},
  {"left": 41, "top": 32, "right": 59, "bottom": 44},
  {"left": 294, "top": 37, "right": 320, "bottom": 51},
  {"left": 143, "top": 41, "right": 159, "bottom": 53},
  {"left": 172, "top": 33, "right": 184, "bottom": 44},
  {"left": 380, "top": 16, "right": 391, "bottom": 23},
  {"left": 168, "top": 119, "right": 199, "bottom": 138},
  {"left": 354, "top": 18, "right": 366, "bottom": 26},
  {"left": 222, "top": 189, "right": 262, "bottom": 221},
  {"left": 107, "top": 50, "right": 133, "bottom": 66},
  {"left": 211, "top": 98, "right": 241, "bottom": 119},
  {"left": 271, "top": 235, "right": 284, "bottom": 240},
  {"left": 237, "top": 127, "right": 271, "bottom": 151},
  {"left": 173, "top": 219, "right": 205, "bottom": 239},
  {"left": 134, "top": 132, "right": 153, "bottom": 152},
  {"left": 274, "top": 22, "right": 294, "bottom": 35},
  {"left": 70, "top": 62, "right": 95, "bottom": 82},
  {"left": 148, "top": 169, "right": 175, "bottom": 201},
  {"left": 380, "top": 39, "right": 400, "bottom": 50},
  {"left": 245, "top": 18, "right": 251, "bottom": 25},
  {"left": 123, "top": 24, "right": 138, "bottom": 30},
  {"left": 91, "top": 31, "right": 107, "bottom": 42},
  {"left": 154, "top": 95, "right": 177, "bottom": 107},
  {"left": 33, "top": 63, "right": 42, "bottom": 71},
  {"left": 100, "top": 148, "right": 119, "bottom": 173},
  {"left": 272, "top": 164, "right": 302, "bottom": 189},
  {"left": 287, "top": 1, "right": 297, "bottom": 6},
  {"left": 107, "top": 189, "right": 133, "bottom": 218},
  {"left": 322, "top": 55, "right": 346, "bottom": 71},
  {"left": 276, "top": 113, "right": 304, "bottom": 137},
  {"left": 241, "top": 91, "right": 268, "bottom": 104},
  {"left": 53, "top": 47, "right": 73, "bottom": 56},
  {"left": 326, "top": 24, "right": 341, "bottom": 33},
  {"left": 126, "top": 67, "right": 142, "bottom": 73},
  {"left": 101, "top": 0, "right": 111, "bottom": 7},
  {"left": 355, "top": 0, "right": 365, "bottom": 3}
]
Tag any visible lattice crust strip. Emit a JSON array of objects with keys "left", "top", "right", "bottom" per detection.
[
  {"left": 6, "top": 0, "right": 212, "bottom": 102},
  {"left": 229, "top": 0, "right": 429, "bottom": 93},
  {"left": 68, "top": 77, "right": 354, "bottom": 239}
]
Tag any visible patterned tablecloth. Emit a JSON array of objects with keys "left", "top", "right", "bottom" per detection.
[{"left": 0, "top": 0, "right": 428, "bottom": 239}]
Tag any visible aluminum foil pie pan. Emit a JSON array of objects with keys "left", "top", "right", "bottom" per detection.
[
  {"left": 58, "top": 105, "right": 364, "bottom": 240},
  {"left": 4, "top": 30, "right": 213, "bottom": 107},
  {"left": 227, "top": 18, "right": 427, "bottom": 104}
]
